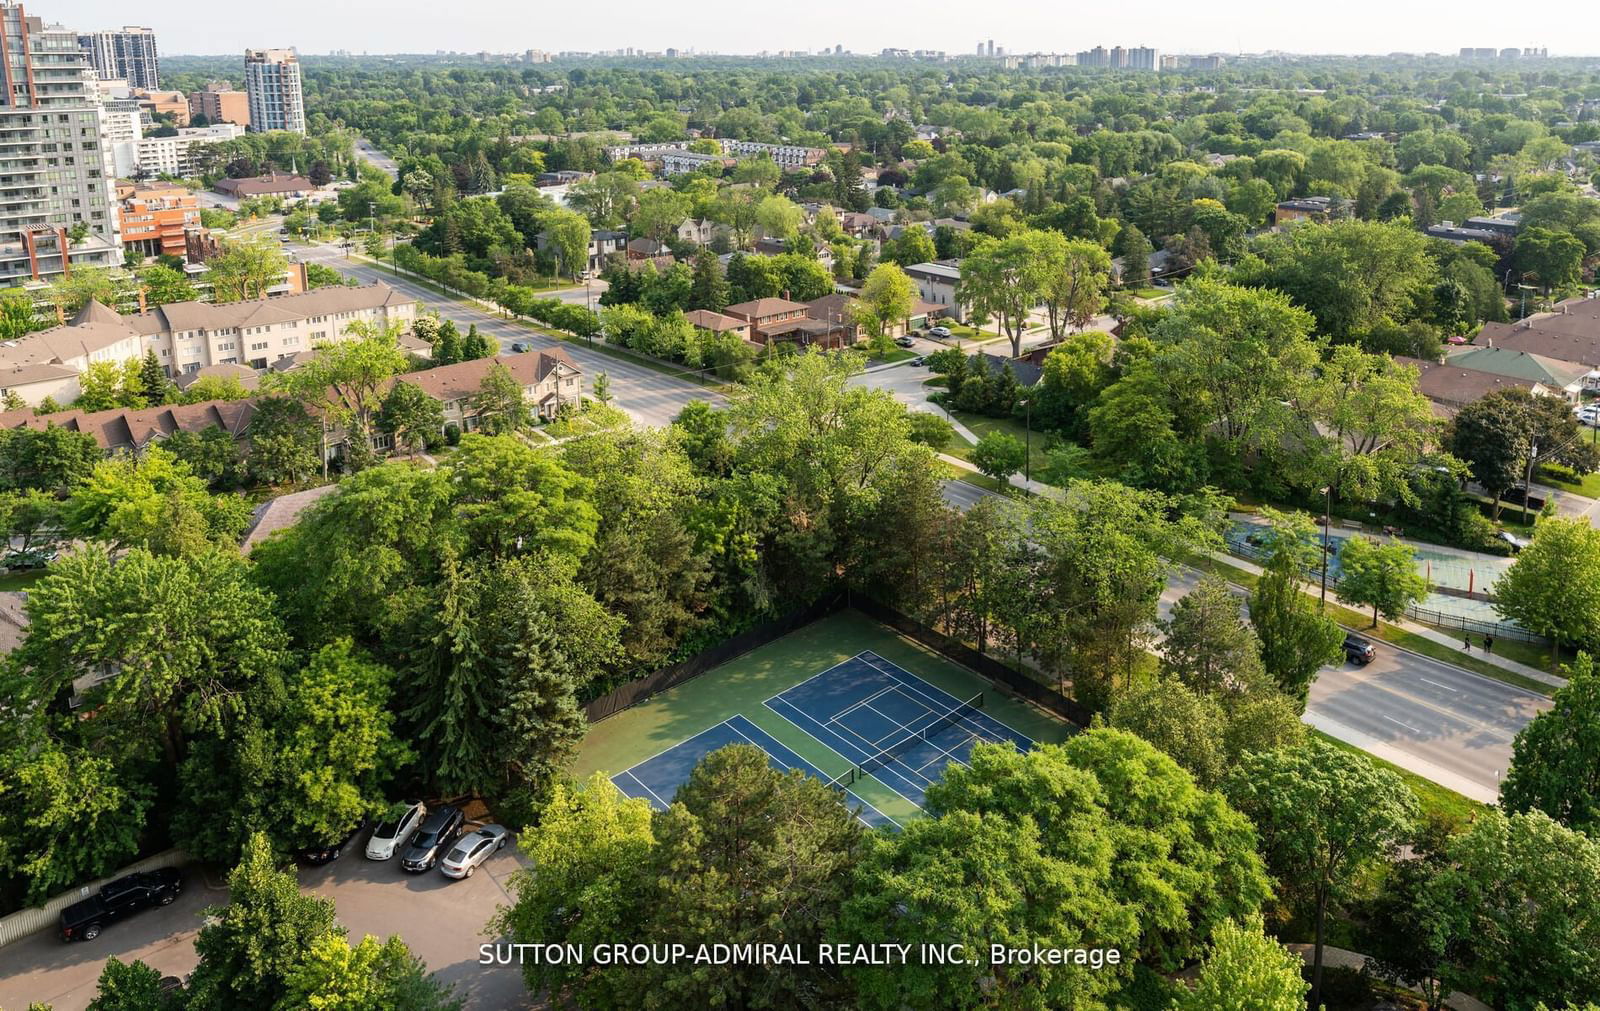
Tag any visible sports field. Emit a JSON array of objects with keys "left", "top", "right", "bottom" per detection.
[{"left": 572, "top": 610, "right": 1075, "bottom": 827}]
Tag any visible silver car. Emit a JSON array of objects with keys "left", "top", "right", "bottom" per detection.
[
  {"left": 438, "top": 824, "right": 509, "bottom": 879},
  {"left": 365, "top": 801, "right": 426, "bottom": 861}
]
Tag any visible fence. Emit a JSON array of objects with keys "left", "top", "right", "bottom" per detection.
[
  {"left": 584, "top": 595, "right": 1093, "bottom": 728},
  {"left": 850, "top": 596, "right": 1093, "bottom": 728},
  {"left": 0, "top": 848, "right": 189, "bottom": 949},
  {"left": 583, "top": 595, "right": 846, "bottom": 721}
]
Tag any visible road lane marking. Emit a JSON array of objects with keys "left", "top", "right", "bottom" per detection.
[
  {"left": 1418, "top": 677, "right": 1457, "bottom": 691},
  {"left": 1383, "top": 715, "right": 1421, "bottom": 733}
]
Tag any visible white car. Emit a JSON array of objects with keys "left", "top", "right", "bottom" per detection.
[
  {"left": 365, "top": 801, "right": 426, "bottom": 860},
  {"left": 1577, "top": 404, "right": 1600, "bottom": 426},
  {"left": 438, "top": 824, "right": 509, "bottom": 879}
]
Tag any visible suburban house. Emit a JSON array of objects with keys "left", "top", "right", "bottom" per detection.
[
  {"left": 723, "top": 297, "right": 812, "bottom": 342},
  {"left": 0, "top": 350, "right": 583, "bottom": 458},
  {"left": 676, "top": 218, "right": 719, "bottom": 245},
  {"left": 1425, "top": 224, "right": 1503, "bottom": 245},
  {"left": 838, "top": 212, "right": 881, "bottom": 239},
  {"left": 174, "top": 362, "right": 261, "bottom": 393},
  {"left": 1398, "top": 356, "right": 1547, "bottom": 417},
  {"left": 1476, "top": 296, "right": 1600, "bottom": 390},
  {"left": 1440, "top": 346, "right": 1588, "bottom": 402},
  {"left": 975, "top": 352, "right": 1044, "bottom": 387},
  {"left": 0, "top": 284, "right": 417, "bottom": 408},
  {"left": 626, "top": 237, "right": 667, "bottom": 260},
  {"left": 686, "top": 309, "right": 752, "bottom": 341},
  {"left": 759, "top": 315, "right": 852, "bottom": 350},
  {"left": 212, "top": 173, "right": 318, "bottom": 201},
  {"left": 1274, "top": 196, "right": 1350, "bottom": 225},
  {"left": 904, "top": 261, "right": 966, "bottom": 322},
  {"left": 585, "top": 229, "right": 627, "bottom": 274}
]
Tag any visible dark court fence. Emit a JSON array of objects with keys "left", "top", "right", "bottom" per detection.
[{"left": 585, "top": 594, "right": 1093, "bottom": 728}]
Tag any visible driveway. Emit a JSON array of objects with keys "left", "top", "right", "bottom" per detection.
[
  {"left": 298, "top": 243, "right": 721, "bottom": 428},
  {"left": 0, "top": 844, "right": 533, "bottom": 1011}
]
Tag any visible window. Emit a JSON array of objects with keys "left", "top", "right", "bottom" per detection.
[{"left": 250, "top": 341, "right": 268, "bottom": 351}]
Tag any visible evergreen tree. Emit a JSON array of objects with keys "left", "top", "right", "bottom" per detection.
[
  {"left": 137, "top": 350, "right": 171, "bottom": 406},
  {"left": 1115, "top": 223, "right": 1153, "bottom": 288},
  {"left": 688, "top": 250, "right": 729, "bottom": 311},
  {"left": 433, "top": 320, "right": 463, "bottom": 365},
  {"left": 461, "top": 323, "right": 495, "bottom": 361}
]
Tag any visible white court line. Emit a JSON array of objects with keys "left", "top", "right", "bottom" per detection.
[
  {"left": 725, "top": 719, "right": 903, "bottom": 831},
  {"left": 762, "top": 652, "right": 881, "bottom": 707},
  {"left": 857, "top": 654, "right": 1033, "bottom": 750},
  {"left": 618, "top": 721, "right": 751, "bottom": 775},
  {"left": 1383, "top": 715, "right": 1422, "bottom": 733},
  {"left": 828, "top": 684, "right": 905, "bottom": 727},
  {"left": 614, "top": 769, "right": 671, "bottom": 811},
  {"left": 765, "top": 696, "right": 926, "bottom": 814}
]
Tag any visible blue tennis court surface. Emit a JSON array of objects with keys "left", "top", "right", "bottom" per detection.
[
  {"left": 765, "top": 650, "right": 1033, "bottom": 809},
  {"left": 611, "top": 714, "right": 899, "bottom": 829}
]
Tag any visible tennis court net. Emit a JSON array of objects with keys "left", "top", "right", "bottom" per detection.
[{"left": 858, "top": 692, "right": 984, "bottom": 777}]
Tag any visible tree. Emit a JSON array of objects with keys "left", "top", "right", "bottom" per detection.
[
  {"left": 1360, "top": 854, "right": 1459, "bottom": 1011},
  {"left": 205, "top": 236, "right": 290, "bottom": 302},
  {"left": 432, "top": 319, "right": 464, "bottom": 365},
  {"left": 1108, "top": 678, "right": 1231, "bottom": 788},
  {"left": 850, "top": 263, "right": 915, "bottom": 349},
  {"left": 460, "top": 323, "right": 495, "bottom": 361},
  {"left": 1113, "top": 222, "right": 1153, "bottom": 287},
  {"left": 958, "top": 232, "right": 1052, "bottom": 356},
  {"left": 1225, "top": 738, "right": 1417, "bottom": 1011},
  {"left": 0, "top": 286, "right": 40, "bottom": 340},
  {"left": 1040, "top": 236, "right": 1111, "bottom": 340},
  {"left": 970, "top": 430, "right": 1026, "bottom": 487},
  {"left": 1514, "top": 226, "right": 1586, "bottom": 291},
  {"left": 469, "top": 362, "right": 528, "bottom": 435},
  {"left": 74, "top": 359, "right": 145, "bottom": 412},
  {"left": 0, "top": 426, "right": 100, "bottom": 493},
  {"left": 1495, "top": 518, "right": 1600, "bottom": 661},
  {"left": 592, "top": 370, "right": 612, "bottom": 405},
  {"left": 1434, "top": 810, "right": 1600, "bottom": 1008},
  {"left": 1176, "top": 917, "right": 1309, "bottom": 1011},
  {"left": 568, "top": 171, "right": 638, "bottom": 229},
  {"left": 1247, "top": 510, "right": 1346, "bottom": 706},
  {"left": 687, "top": 249, "right": 728, "bottom": 311},
  {"left": 1447, "top": 390, "right": 1534, "bottom": 518},
  {"left": 905, "top": 411, "right": 955, "bottom": 450},
  {"left": 447, "top": 434, "right": 598, "bottom": 562},
  {"left": 631, "top": 188, "right": 691, "bottom": 246},
  {"left": 245, "top": 396, "right": 321, "bottom": 487},
  {"left": 278, "top": 933, "right": 460, "bottom": 1011},
  {"left": 542, "top": 207, "right": 591, "bottom": 280},
  {"left": 1336, "top": 535, "right": 1429, "bottom": 627},
  {"left": 65, "top": 446, "right": 251, "bottom": 552},
  {"left": 137, "top": 263, "right": 196, "bottom": 306},
  {"left": 0, "top": 740, "right": 152, "bottom": 906},
  {"left": 270, "top": 318, "right": 409, "bottom": 471},
  {"left": 87, "top": 958, "right": 182, "bottom": 1011},
  {"left": 1500, "top": 652, "right": 1600, "bottom": 832},
  {"left": 186, "top": 832, "right": 343, "bottom": 1009},
  {"left": 377, "top": 380, "right": 443, "bottom": 457},
  {"left": 137, "top": 350, "right": 173, "bottom": 406},
  {"left": 882, "top": 226, "right": 936, "bottom": 267},
  {"left": 1161, "top": 575, "right": 1266, "bottom": 696}
]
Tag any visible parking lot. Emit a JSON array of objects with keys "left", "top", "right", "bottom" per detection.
[{"left": 0, "top": 832, "right": 533, "bottom": 1011}]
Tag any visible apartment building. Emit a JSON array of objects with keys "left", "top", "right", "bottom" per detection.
[
  {"left": 77, "top": 26, "right": 159, "bottom": 91},
  {"left": 718, "top": 140, "right": 826, "bottom": 167},
  {"left": 91, "top": 76, "right": 143, "bottom": 177},
  {"left": 135, "top": 122, "right": 245, "bottom": 177},
  {"left": 134, "top": 88, "right": 188, "bottom": 126},
  {"left": 660, "top": 150, "right": 730, "bottom": 175},
  {"left": 904, "top": 261, "right": 966, "bottom": 322},
  {"left": 116, "top": 181, "right": 200, "bottom": 258},
  {"left": 187, "top": 81, "right": 249, "bottom": 127},
  {"left": 0, "top": 282, "right": 416, "bottom": 406},
  {"left": 0, "top": 2, "right": 123, "bottom": 285},
  {"left": 243, "top": 48, "right": 305, "bottom": 134}
]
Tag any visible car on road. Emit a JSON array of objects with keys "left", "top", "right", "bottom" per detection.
[
  {"left": 399, "top": 805, "right": 465, "bottom": 873},
  {"left": 927, "top": 325, "right": 952, "bottom": 339},
  {"left": 297, "top": 818, "right": 368, "bottom": 866},
  {"left": 365, "top": 801, "right": 426, "bottom": 861},
  {"left": 438, "top": 824, "right": 510, "bottom": 879},
  {"left": 511, "top": 341, "right": 532, "bottom": 353},
  {"left": 59, "top": 869, "right": 182, "bottom": 942},
  {"left": 911, "top": 356, "right": 926, "bottom": 367},
  {"left": 1343, "top": 633, "right": 1376, "bottom": 665},
  {"left": 894, "top": 335, "right": 916, "bottom": 348}
]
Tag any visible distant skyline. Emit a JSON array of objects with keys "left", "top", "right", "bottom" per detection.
[{"left": 41, "top": 0, "right": 1596, "bottom": 59}]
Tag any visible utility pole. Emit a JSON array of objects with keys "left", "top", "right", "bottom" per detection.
[
  {"left": 1320, "top": 485, "right": 1332, "bottom": 609},
  {"left": 1524, "top": 440, "right": 1539, "bottom": 525}
]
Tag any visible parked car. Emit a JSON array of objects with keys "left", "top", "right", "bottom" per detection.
[
  {"left": 438, "top": 824, "right": 510, "bottom": 879},
  {"left": 928, "top": 325, "right": 952, "bottom": 339},
  {"left": 1577, "top": 404, "right": 1600, "bottom": 427},
  {"left": 399, "top": 805, "right": 465, "bottom": 873},
  {"left": 1496, "top": 530, "right": 1530, "bottom": 553},
  {"left": 365, "top": 801, "right": 426, "bottom": 861},
  {"left": 297, "top": 818, "right": 368, "bottom": 866},
  {"left": 911, "top": 356, "right": 927, "bottom": 367},
  {"left": 1343, "top": 633, "right": 1376, "bottom": 665},
  {"left": 894, "top": 335, "right": 916, "bottom": 348},
  {"left": 2, "top": 548, "right": 55, "bottom": 572},
  {"left": 59, "top": 869, "right": 182, "bottom": 942}
]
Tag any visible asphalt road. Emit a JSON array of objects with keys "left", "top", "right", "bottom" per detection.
[
  {"left": 946, "top": 481, "right": 1550, "bottom": 802},
  {"left": 299, "top": 243, "right": 723, "bottom": 427},
  {"left": 0, "top": 840, "right": 532, "bottom": 1011},
  {"left": 354, "top": 138, "right": 399, "bottom": 180}
]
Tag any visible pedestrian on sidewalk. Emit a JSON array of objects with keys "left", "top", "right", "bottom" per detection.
[
  {"left": 1484, "top": 634, "right": 1494, "bottom": 655},
  {"left": 1463, "top": 635, "right": 1471, "bottom": 652}
]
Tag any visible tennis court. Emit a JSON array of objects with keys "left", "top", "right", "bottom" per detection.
[
  {"left": 611, "top": 714, "right": 899, "bottom": 829},
  {"left": 575, "top": 610, "right": 1071, "bottom": 828},
  {"left": 765, "top": 650, "right": 1033, "bottom": 809}
]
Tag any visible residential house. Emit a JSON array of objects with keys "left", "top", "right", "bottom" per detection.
[
  {"left": 1477, "top": 295, "right": 1600, "bottom": 390},
  {"left": 626, "top": 237, "right": 667, "bottom": 260},
  {"left": 1398, "top": 356, "right": 1546, "bottom": 417},
  {"left": 676, "top": 218, "right": 719, "bottom": 245},
  {"left": 1439, "top": 346, "right": 1588, "bottom": 403},
  {"left": 174, "top": 362, "right": 260, "bottom": 393},
  {"left": 399, "top": 350, "right": 583, "bottom": 435},
  {"left": 685, "top": 309, "right": 752, "bottom": 340},
  {"left": 904, "top": 261, "right": 966, "bottom": 322},
  {"left": 838, "top": 212, "right": 880, "bottom": 239},
  {"left": 1274, "top": 196, "right": 1351, "bottom": 225},
  {"left": 1424, "top": 224, "right": 1501, "bottom": 245},
  {"left": 213, "top": 173, "right": 317, "bottom": 201},
  {"left": 724, "top": 297, "right": 813, "bottom": 342},
  {"left": 975, "top": 352, "right": 1044, "bottom": 387}
]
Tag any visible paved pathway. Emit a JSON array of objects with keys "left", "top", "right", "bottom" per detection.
[{"left": 1282, "top": 944, "right": 1491, "bottom": 1011}]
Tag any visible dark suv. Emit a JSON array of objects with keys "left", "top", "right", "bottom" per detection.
[
  {"left": 59, "top": 868, "right": 182, "bottom": 941},
  {"left": 399, "top": 805, "right": 464, "bottom": 873},
  {"left": 1343, "top": 633, "right": 1376, "bottom": 665}
]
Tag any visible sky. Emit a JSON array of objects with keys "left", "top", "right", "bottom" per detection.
[{"left": 44, "top": 0, "right": 1600, "bottom": 58}]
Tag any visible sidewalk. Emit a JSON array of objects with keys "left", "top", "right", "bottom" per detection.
[
  {"left": 1282, "top": 944, "right": 1490, "bottom": 1011},
  {"left": 936, "top": 449, "right": 1062, "bottom": 499}
]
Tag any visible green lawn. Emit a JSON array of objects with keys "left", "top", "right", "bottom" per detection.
[
  {"left": 0, "top": 569, "right": 44, "bottom": 591},
  {"left": 1313, "top": 731, "right": 1484, "bottom": 828},
  {"left": 1126, "top": 286, "right": 1171, "bottom": 300},
  {"left": 573, "top": 610, "right": 1076, "bottom": 827},
  {"left": 866, "top": 348, "right": 917, "bottom": 364},
  {"left": 944, "top": 410, "right": 1056, "bottom": 482},
  {"left": 1538, "top": 462, "right": 1600, "bottom": 500}
]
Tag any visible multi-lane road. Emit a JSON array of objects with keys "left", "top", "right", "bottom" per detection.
[{"left": 299, "top": 243, "right": 723, "bottom": 427}]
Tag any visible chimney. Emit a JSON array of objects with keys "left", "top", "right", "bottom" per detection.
[{"left": 1487, "top": 338, "right": 1493, "bottom": 348}]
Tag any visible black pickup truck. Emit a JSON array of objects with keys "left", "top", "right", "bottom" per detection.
[{"left": 59, "top": 868, "right": 182, "bottom": 941}]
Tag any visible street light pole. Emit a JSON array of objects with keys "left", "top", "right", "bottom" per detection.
[
  {"left": 1024, "top": 397, "right": 1032, "bottom": 491},
  {"left": 1320, "top": 485, "right": 1331, "bottom": 610}
]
